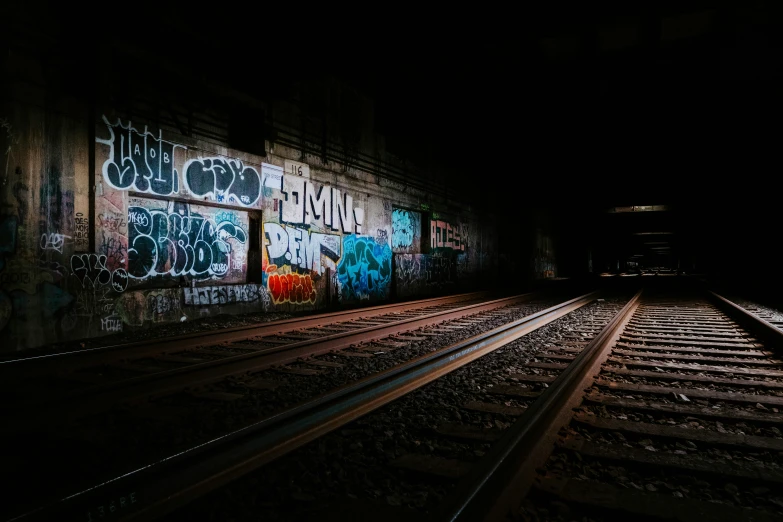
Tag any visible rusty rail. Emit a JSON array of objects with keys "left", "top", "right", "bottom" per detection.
[
  {"left": 2, "top": 292, "right": 540, "bottom": 431},
  {"left": 5, "top": 291, "right": 599, "bottom": 522},
  {"left": 437, "top": 285, "right": 783, "bottom": 522},
  {"left": 0, "top": 291, "right": 492, "bottom": 376},
  {"left": 435, "top": 289, "right": 643, "bottom": 522}
]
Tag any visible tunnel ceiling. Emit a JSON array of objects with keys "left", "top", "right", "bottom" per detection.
[{"left": 4, "top": 1, "right": 781, "bottom": 269}]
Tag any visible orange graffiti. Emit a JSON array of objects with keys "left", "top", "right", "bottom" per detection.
[{"left": 267, "top": 272, "right": 316, "bottom": 304}]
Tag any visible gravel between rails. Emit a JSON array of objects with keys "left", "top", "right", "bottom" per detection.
[
  {"left": 162, "top": 294, "right": 634, "bottom": 522},
  {"left": 523, "top": 295, "right": 783, "bottom": 521}
]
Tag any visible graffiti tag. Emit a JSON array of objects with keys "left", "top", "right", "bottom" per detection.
[
  {"left": 183, "top": 284, "right": 267, "bottom": 306},
  {"left": 264, "top": 222, "right": 340, "bottom": 276},
  {"left": 97, "top": 116, "right": 183, "bottom": 196},
  {"left": 70, "top": 253, "right": 129, "bottom": 292},
  {"left": 392, "top": 209, "right": 415, "bottom": 249},
  {"left": 184, "top": 157, "right": 261, "bottom": 207},
  {"left": 128, "top": 203, "right": 247, "bottom": 280},
  {"left": 336, "top": 235, "right": 392, "bottom": 301},
  {"left": 267, "top": 271, "right": 316, "bottom": 304}
]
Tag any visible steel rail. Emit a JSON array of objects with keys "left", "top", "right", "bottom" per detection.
[
  {"left": 0, "top": 291, "right": 491, "bottom": 373},
  {"left": 4, "top": 292, "right": 599, "bottom": 522},
  {"left": 434, "top": 289, "right": 643, "bottom": 522},
  {"left": 436, "top": 286, "right": 783, "bottom": 522},
  {"left": 1, "top": 293, "right": 539, "bottom": 430},
  {"left": 707, "top": 291, "right": 783, "bottom": 350}
]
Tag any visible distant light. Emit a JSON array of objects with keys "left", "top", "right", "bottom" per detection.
[
  {"left": 644, "top": 241, "right": 668, "bottom": 245},
  {"left": 609, "top": 205, "right": 670, "bottom": 213},
  {"left": 632, "top": 232, "right": 674, "bottom": 236}
]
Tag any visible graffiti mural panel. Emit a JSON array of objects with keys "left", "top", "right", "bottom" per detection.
[
  {"left": 127, "top": 197, "right": 249, "bottom": 283},
  {"left": 391, "top": 208, "right": 421, "bottom": 254},
  {"left": 430, "top": 219, "right": 466, "bottom": 252},
  {"left": 395, "top": 254, "right": 455, "bottom": 298},
  {"left": 96, "top": 115, "right": 264, "bottom": 208},
  {"left": 337, "top": 235, "right": 392, "bottom": 302},
  {"left": 262, "top": 222, "right": 340, "bottom": 306}
]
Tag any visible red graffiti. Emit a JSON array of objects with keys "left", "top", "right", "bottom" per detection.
[{"left": 267, "top": 272, "right": 316, "bottom": 304}]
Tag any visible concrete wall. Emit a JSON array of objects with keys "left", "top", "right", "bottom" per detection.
[{"left": 0, "top": 52, "right": 499, "bottom": 353}]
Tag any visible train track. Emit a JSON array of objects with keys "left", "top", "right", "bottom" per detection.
[
  {"left": 16, "top": 279, "right": 779, "bottom": 522},
  {"left": 2, "top": 289, "right": 585, "bottom": 522},
  {"left": 1, "top": 291, "right": 522, "bottom": 418},
  {"left": 147, "top": 281, "right": 783, "bottom": 522},
  {"left": 1, "top": 291, "right": 493, "bottom": 391},
  {"left": 145, "top": 291, "right": 631, "bottom": 522},
  {"left": 437, "top": 285, "right": 783, "bottom": 522}
]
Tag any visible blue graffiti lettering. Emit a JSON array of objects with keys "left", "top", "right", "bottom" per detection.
[
  {"left": 391, "top": 209, "right": 414, "bottom": 249},
  {"left": 336, "top": 235, "right": 392, "bottom": 302}
]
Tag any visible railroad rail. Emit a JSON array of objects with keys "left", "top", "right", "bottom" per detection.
[
  {"left": 17, "top": 280, "right": 778, "bottom": 522},
  {"left": 2, "top": 289, "right": 583, "bottom": 522},
  {"left": 1, "top": 292, "right": 542, "bottom": 428},
  {"left": 1, "top": 291, "right": 493, "bottom": 387},
  {"left": 438, "top": 285, "right": 783, "bottom": 522}
]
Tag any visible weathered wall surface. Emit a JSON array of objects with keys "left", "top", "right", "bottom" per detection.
[{"left": 0, "top": 54, "right": 499, "bottom": 353}]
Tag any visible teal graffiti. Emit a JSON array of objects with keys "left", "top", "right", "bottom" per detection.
[
  {"left": 337, "top": 235, "right": 392, "bottom": 301},
  {"left": 391, "top": 209, "right": 414, "bottom": 249}
]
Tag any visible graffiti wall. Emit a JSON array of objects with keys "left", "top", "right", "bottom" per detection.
[
  {"left": 97, "top": 116, "right": 261, "bottom": 207},
  {"left": 115, "top": 283, "right": 272, "bottom": 328},
  {"left": 0, "top": 92, "right": 499, "bottom": 352},
  {"left": 0, "top": 101, "right": 91, "bottom": 350},
  {"left": 260, "top": 165, "right": 380, "bottom": 307},
  {"left": 95, "top": 115, "right": 260, "bottom": 289}
]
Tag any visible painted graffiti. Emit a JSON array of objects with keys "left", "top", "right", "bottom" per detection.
[
  {"left": 147, "top": 293, "right": 180, "bottom": 316},
  {"left": 375, "top": 229, "right": 388, "bottom": 246},
  {"left": 184, "top": 284, "right": 267, "bottom": 306},
  {"left": 395, "top": 254, "right": 455, "bottom": 298},
  {"left": 430, "top": 220, "right": 466, "bottom": 251},
  {"left": 98, "top": 212, "right": 127, "bottom": 234},
  {"left": 183, "top": 157, "right": 261, "bottom": 207},
  {"left": 128, "top": 201, "right": 248, "bottom": 280},
  {"left": 70, "top": 254, "right": 129, "bottom": 292},
  {"left": 267, "top": 270, "right": 316, "bottom": 305},
  {"left": 101, "top": 315, "right": 123, "bottom": 332},
  {"left": 40, "top": 232, "right": 70, "bottom": 253},
  {"left": 392, "top": 208, "right": 421, "bottom": 252},
  {"left": 100, "top": 234, "right": 128, "bottom": 270},
  {"left": 97, "top": 115, "right": 184, "bottom": 196},
  {"left": 74, "top": 212, "right": 89, "bottom": 249},
  {"left": 278, "top": 176, "right": 364, "bottom": 234},
  {"left": 336, "top": 235, "right": 392, "bottom": 301},
  {"left": 264, "top": 222, "right": 340, "bottom": 276}
]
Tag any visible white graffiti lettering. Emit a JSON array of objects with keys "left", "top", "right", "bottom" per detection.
[
  {"left": 40, "top": 232, "right": 71, "bottom": 253},
  {"left": 264, "top": 222, "right": 341, "bottom": 275},
  {"left": 183, "top": 284, "right": 266, "bottom": 306}
]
